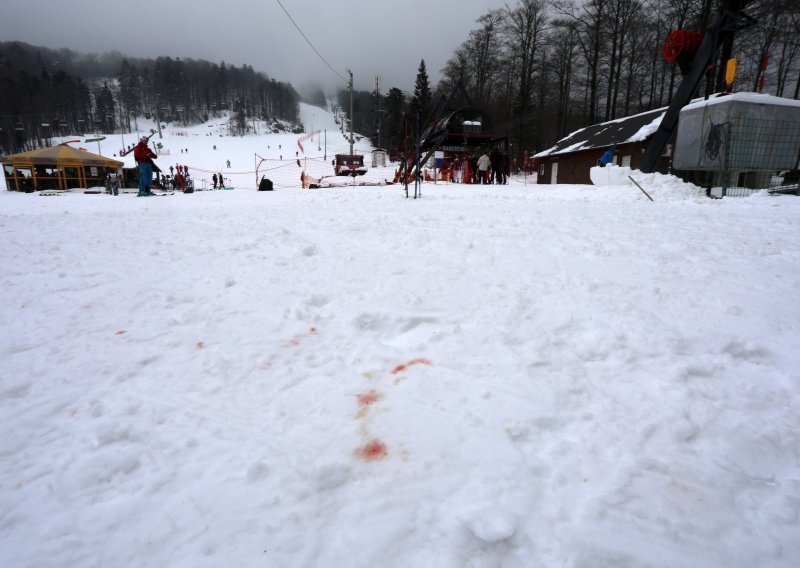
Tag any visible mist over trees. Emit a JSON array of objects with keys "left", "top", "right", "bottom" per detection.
[
  {"left": 0, "top": 41, "right": 300, "bottom": 154},
  {"left": 2, "top": 0, "right": 798, "bottom": 161},
  {"left": 343, "top": 0, "right": 799, "bottom": 162}
]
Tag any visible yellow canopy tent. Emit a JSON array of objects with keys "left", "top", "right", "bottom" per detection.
[{"left": 0, "top": 143, "right": 124, "bottom": 191}]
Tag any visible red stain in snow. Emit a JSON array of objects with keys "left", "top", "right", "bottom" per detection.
[
  {"left": 355, "top": 439, "right": 389, "bottom": 461},
  {"left": 356, "top": 389, "right": 382, "bottom": 407},
  {"left": 115, "top": 330, "right": 127, "bottom": 336},
  {"left": 196, "top": 341, "right": 205, "bottom": 349},
  {"left": 284, "top": 327, "right": 319, "bottom": 347},
  {"left": 390, "top": 357, "right": 433, "bottom": 375}
]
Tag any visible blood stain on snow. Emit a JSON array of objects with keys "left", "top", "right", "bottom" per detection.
[
  {"left": 197, "top": 341, "right": 205, "bottom": 349},
  {"left": 284, "top": 327, "right": 319, "bottom": 347},
  {"left": 356, "top": 389, "right": 382, "bottom": 407},
  {"left": 356, "top": 389, "right": 383, "bottom": 418},
  {"left": 355, "top": 439, "right": 389, "bottom": 461},
  {"left": 390, "top": 357, "right": 433, "bottom": 375},
  {"left": 116, "top": 330, "right": 127, "bottom": 336}
]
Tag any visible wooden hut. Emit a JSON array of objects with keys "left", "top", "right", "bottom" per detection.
[
  {"left": 1, "top": 143, "right": 124, "bottom": 192},
  {"left": 534, "top": 107, "right": 672, "bottom": 185}
]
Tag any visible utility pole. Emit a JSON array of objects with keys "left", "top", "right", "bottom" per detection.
[
  {"left": 155, "top": 95, "right": 163, "bottom": 140},
  {"left": 375, "top": 75, "right": 381, "bottom": 148},
  {"left": 347, "top": 69, "right": 354, "bottom": 155}
]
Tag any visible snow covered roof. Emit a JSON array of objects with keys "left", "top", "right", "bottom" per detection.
[
  {"left": 682, "top": 92, "right": 800, "bottom": 112},
  {"left": 536, "top": 93, "right": 800, "bottom": 160},
  {"left": 0, "top": 143, "right": 123, "bottom": 167},
  {"left": 535, "top": 106, "right": 666, "bottom": 158}
]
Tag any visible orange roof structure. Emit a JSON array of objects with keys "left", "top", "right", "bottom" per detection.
[
  {"left": 1, "top": 143, "right": 123, "bottom": 191},
  {"left": 1, "top": 143, "right": 123, "bottom": 168}
]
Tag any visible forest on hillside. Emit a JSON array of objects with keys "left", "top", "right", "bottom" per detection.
[
  {"left": 1, "top": 0, "right": 798, "bottom": 161},
  {"left": 341, "top": 0, "right": 799, "bottom": 159},
  {"left": 0, "top": 42, "right": 301, "bottom": 154}
]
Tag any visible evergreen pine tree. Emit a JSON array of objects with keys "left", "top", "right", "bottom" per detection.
[
  {"left": 94, "top": 83, "right": 117, "bottom": 132},
  {"left": 409, "top": 59, "right": 431, "bottom": 123},
  {"left": 117, "top": 59, "right": 141, "bottom": 131},
  {"left": 384, "top": 87, "right": 406, "bottom": 153}
]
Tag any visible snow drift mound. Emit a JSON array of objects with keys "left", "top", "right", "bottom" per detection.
[
  {"left": 590, "top": 165, "right": 633, "bottom": 186},
  {"left": 628, "top": 171, "right": 706, "bottom": 202},
  {"left": 590, "top": 166, "right": 705, "bottom": 202}
]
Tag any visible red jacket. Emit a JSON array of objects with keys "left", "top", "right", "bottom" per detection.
[{"left": 133, "top": 141, "right": 157, "bottom": 163}]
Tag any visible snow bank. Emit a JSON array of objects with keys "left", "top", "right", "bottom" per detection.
[
  {"left": 590, "top": 164, "right": 633, "bottom": 186},
  {"left": 591, "top": 166, "right": 705, "bottom": 202}
]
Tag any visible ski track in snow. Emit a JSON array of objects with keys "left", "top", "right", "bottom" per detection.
[{"left": 1, "top": 137, "right": 800, "bottom": 566}]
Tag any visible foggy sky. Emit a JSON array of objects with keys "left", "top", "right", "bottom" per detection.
[{"left": 0, "top": 0, "right": 501, "bottom": 96}]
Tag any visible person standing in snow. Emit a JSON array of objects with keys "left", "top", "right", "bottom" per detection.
[
  {"left": 453, "top": 156, "right": 463, "bottom": 183},
  {"left": 463, "top": 155, "right": 473, "bottom": 184},
  {"left": 226, "top": 159, "right": 231, "bottom": 168},
  {"left": 218, "top": 173, "right": 224, "bottom": 188},
  {"left": 477, "top": 151, "right": 491, "bottom": 185},
  {"left": 134, "top": 136, "right": 157, "bottom": 196},
  {"left": 212, "top": 173, "right": 218, "bottom": 189},
  {"left": 174, "top": 169, "right": 186, "bottom": 192},
  {"left": 469, "top": 154, "right": 479, "bottom": 184},
  {"left": 493, "top": 152, "right": 506, "bottom": 185}
]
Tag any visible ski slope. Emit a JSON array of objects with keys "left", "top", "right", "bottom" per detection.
[
  {"left": 0, "top": 103, "right": 391, "bottom": 193},
  {"left": 1, "top": 106, "right": 799, "bottom": 568}
]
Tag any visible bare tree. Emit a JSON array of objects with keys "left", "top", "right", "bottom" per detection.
[
  {"left": 504, "top": 0, "right": 550, "bottom": 149},
  {"left": 550, "top": 19, "right": 581, "bottom": 136},
  {"left": 470, "top": 10, "right": 506, "bottom": 106},
  {"left": 604, "top": 0, "right": 644, "bottom": 120},
  {"left": 555, "top": 0, "right": 610, "bottom": 123}
]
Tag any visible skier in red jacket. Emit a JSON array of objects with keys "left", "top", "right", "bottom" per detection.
[{"left": 133, "top": 137, "right": 157, "bottom": 196}]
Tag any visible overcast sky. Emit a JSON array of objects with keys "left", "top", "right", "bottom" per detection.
[{"left": 0, "top": 0, "right": 503, "bottom": 96}]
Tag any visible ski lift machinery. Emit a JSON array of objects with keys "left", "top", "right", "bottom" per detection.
[
  {"left": 336, "top": 69, "right": 368, "bottom": 177},
  {"left": 639, "top": 0, "right": 756, "bottom": 173}
]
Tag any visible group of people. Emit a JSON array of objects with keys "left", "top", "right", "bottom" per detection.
[
  {"left": 171, "top": 164, "right": 192, "bottom": 192},
  {"left": 451, "top": 149, "right": 509, "bottom": 185},
  {"left": 212, "top": 173, "right": 225, "bottom": 189},
  {"left": 134, "top": 137, "right": 226, "bottom": 193}
]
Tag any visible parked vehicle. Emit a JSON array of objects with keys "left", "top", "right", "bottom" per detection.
[{"left": 335, "top": 154, "right": 367, "bottom": 177}]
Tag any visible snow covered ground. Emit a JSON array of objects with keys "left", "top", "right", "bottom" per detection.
[{"left": 1, "top": 108, "right": 799, "bottom": 567}]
